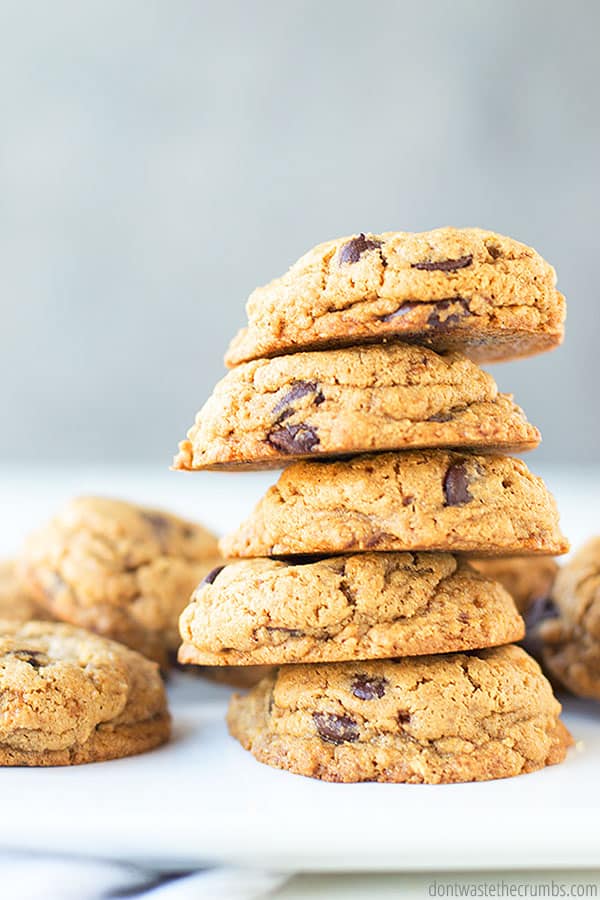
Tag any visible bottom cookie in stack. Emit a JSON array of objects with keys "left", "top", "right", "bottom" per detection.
[{"left": 227, "top": 647, "right": 572, "bottom": 784}]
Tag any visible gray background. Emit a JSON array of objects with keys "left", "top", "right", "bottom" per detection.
[{"left": 1, "top": 0, "right": 598, "bottom": 464}]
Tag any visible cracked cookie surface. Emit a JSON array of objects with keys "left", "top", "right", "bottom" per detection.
[
  {"left": 225, "top": 228, "right": 565, "bottom": 367},
  {"left": 0, "top": 620, "right": 170, "bottom": 765},
  {"left": 540, "top": 538, "right": 600, "bottom": 699},
  {"left": 178, "top": 552, "right": 524, "bottom": 666},
  {"left": 227, "top": 645, "right": 572, "bottom": 783},
  {"left": 18, "top": 497, "right": 221, "bottom": 667},
  {"left": 472, "top": 557, "right": 559, "bottom": 613},
  {"left": 221, "top": 451, "right": 568, "bottom": 559},
  {"left": 175, "top": 343, "right": 539, "bottom": 471}
]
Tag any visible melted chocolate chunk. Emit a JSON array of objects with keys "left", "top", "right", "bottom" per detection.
[
  {"left": 397, "top": 710, "right": 411, "bottom": 725},
  {"left": 142, "top": 512, "right": 171, "bottom": 545},
  {"left": 9, "top": 649, "right": 49, "bottom": 669},
  {"left": 265, "top": 626, "right": 304, "bottom": 638},
  {"left": 443, "top": 462, "right": 473, "bottom": 506},
  {"left": 200, "top": 565, "right": 225, "bottom": 587},
  {"left": 267, "top": 423, "right": 320, "bottom": 454},
  {"left": 486, "top": 243, "right": 502, "bottom": 260},
  {"left": 351, "top": 674, "right": 387, "bottom": 700},
  {"left": 427, "top": 297, "right": 470, "bottom": 328},
  {"left": 412, "top": 255, "right": 473, "bottom": 272},
  {"left": 271, "top": 380, "right": 324, "bottom": 422},
  {"left": 380, "top": 301, "right": 420, "bottom": 322},
  {"left": 313, "top": 712, "right": 359, "bottom": 745},
  {"left": 338, "top": 233, "right": 383, "bottom": 265},
  {"left": 428, "top": 404, "right": 468, "bottom": 423}
]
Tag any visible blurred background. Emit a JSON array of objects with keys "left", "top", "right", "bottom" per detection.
[{"left": 1, "top": 0, "right": 598, "bottom": 465}]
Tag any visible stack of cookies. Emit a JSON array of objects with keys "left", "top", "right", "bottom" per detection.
[{"left": 175, "top": 227, "right": 573, "bottom": 783}]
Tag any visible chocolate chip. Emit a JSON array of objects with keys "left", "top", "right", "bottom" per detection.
[
  {"left": 427, "top": 297, "right": 470, "bottom": 328},
  {"left": 351, "top": 674, "right": 387, "bottom": 700},
  {"left": 200, "top": 565, "right": 224, "bottom": 587},
  {"left": 380, "top": 301, "right": 420, "bottom": 322},
  {"left": 411, "top": 255, "right": 473, "bottom": 272},
  {"left": 428, "top": 405, "right": 467, "bottom": 423},
  {"left": 521, "top": 597, "right": 560, "bottom": 661},
  {"left": 267, "top": 423, "right": 320, "bottom": 454},
  {"left": 402, "top": 495, "right": 415, "bottom": 507},
  {"left": 9, "top": 649, "right": 49, "bottom": 669},
  {"left": 397, "top": 710, "right": 411, "bottom": 725},
  {"left": 313, "top": 712, "right": 359, "bottom": 745},
  {"left": 338, "top": 233, "right": 383, "bottom": 265},
  {"left": 443, "top": 462, "right": 473, "bottom": 506},
  {"left": 458, "top": 611, "right": 470, "bottom": 624},
  {"left": 486, "top": 243, "right": 502, "bottom": 260},
  {"left": 142, "top": 512, "right": 171, "bottom": 544},
  {"left": 265, "top": 627, "right": 304, "bottom": 638},
  {"left": 271, "top": 380, "right": 324, "bottom": 423},
  {"left": 339, "top": 579, "right": 356, "bottom": 605}
]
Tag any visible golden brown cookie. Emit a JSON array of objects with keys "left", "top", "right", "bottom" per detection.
[
  {"left": 178, "top": 553, "right": 524, "bottom": 666},
  {"left": 472, "top": 556, "right": 559, "bottom": 613},
  {"left": 175, "top": 343, "right": 539, "bottom": 471},
  {"left": 0, "top": 621, "right": 170, "bottom": 765},
  {"left": 228, "top": 646, "right": 572, "bottom": 783},
  {"left": 0, "top": 560, "right": 49, "bottom": 622},
  {"left": 539, "top": 539, "right": 600, "bottom": 699},
  {"left": 18, "top": 497, "right": 221, "bottom": 668},
  {"left": 225, "top": 228, "right": 565, "bottom": 367},
  {"left": 221, "top": 451, "right": 568, "bottom": 559}
]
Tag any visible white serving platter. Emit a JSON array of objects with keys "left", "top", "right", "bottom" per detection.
[{"left": 1, "top": 465, "right": 600, "bottom": 872}]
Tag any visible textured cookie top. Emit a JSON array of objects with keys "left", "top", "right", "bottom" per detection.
[
  {"left": 175, "top": 343, "right": 539, "bottom": 470},
  {"left": 18, "top": 496, "right": 220, "bottom": 665},
  {"left": 226, "top": 228, "right": 565, "bottom": 366},
  {"left": 221, "top": 451, "right": 568, "bottom": 558},
  {"left": 539, "top": 538, "right": 600, "bottom": 699},
  {"left": 472, "top": 556, "right": 558, "bottom": 613},
  {"left": 178, "top": 552, "right": 524, "bottom": 666},
  {"left": 227, "top": 645, "right": 571, "bottom": 783},
  {"left": 0, "top": 620, "right": 168, "bottom": 755}
]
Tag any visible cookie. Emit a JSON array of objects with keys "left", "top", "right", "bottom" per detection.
[
  {"left": 178, "top": 553, "right": 524, "bottom": 666},
  {"left": 0, "top": 560, "right": 48, "bottom": 622},
  {"left": 0, "top": 621, "right": 170, "bottom": 765},
  {"left": 175, "top": 343, "right": 539, "bottom": 471},
  {"left": 538, "top": 538, "right": 600, "bottom": 700},
  {"left": 221, "top": 451, "right": 568, "bottom": 559},
  {"left": 227, "top": 645, "right": 572, "bottom": 783},
  {"left": 18, "top": 497, "right": 221, "bottom": 668},
  {"left": 225, "top": 228, "right": 565, "bottom": 367},
  {"left": 472, "top": 557, "right": 559, "bottom": 613}
]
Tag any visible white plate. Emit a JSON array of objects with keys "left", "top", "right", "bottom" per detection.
[
  {"left": 2, "top": 465, "right": 600, "bottom": 872},
  {"left": 0, "top": 674, "right": 598, "bottom": 872}
]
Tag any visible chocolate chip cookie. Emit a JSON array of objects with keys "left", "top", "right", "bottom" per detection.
[
  {"left": 227, "top": 645, "right": 572, "bottom": 783},
  {"left": 225, "top": 228, "right": 565, "bottom": 367},
  {"left": 175, "top": 343, "right": 539, "bottom": 471},
  {"left": 0, "top": 620, "right": 170, "bottom": 765},
  {"left": 18, "top": 497, "right": 221, "bottom": 668},
  {"left": 221, "top": 451, "right": 568, "bottom": 558},
  {"left": 472, "top": 556, "right": 559, "bottom": 613},
  {"left": 538, "top": 538, "right": 600, "bottom": 699},
  {"left": 0, "top": 560, "right": 48, "bottom": 622},
  {"left": 178, "top": 553, "right": 524, "bottom": 666}
]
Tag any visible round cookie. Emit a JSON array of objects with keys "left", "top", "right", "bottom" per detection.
[
  {"left": 539, "top": 538, "right": 600, "bottom": 700},
  {"left": 225, "top": 228, "right": 565, "bottom": 367},
  {"left": 178, "top": 553, "right": 525, "bottom": 667},
  {"left": 227, "top": 646, "right": 572, "bottom": 783},
  {"left": 472, "top": 557, "right": 559, "bottom": 613},
  {"left": 175, "top": 343, "right": 540, "bottom": 471},
  {"left": 18, "top": 497, "right": 221, "bottom": 668},
  {"left": 0, "top": 560, "right": 49, "bottom": 622},
  {"left": 0, "top": 620, "right": 170, "bottom": 765},
  {"left": 220, "top": 451, "right": 568, "bottom": 559}
]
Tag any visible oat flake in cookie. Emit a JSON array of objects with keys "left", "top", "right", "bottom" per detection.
[
  {"left": 220, "top": 450, "right": 569, "bottom": 559},
  {"left": 225, "top": 227, "right": 566, "bottom": 367},
  {"left": 178, "top": 552, "right": 524, "bottom": 667},
  {"left": 0, "top": 621, "right": 170, "bottom": 765},
  {"left": 174, "top": 343, "right": 540, "bottom": 471},
  {"left": 227, "top": 646, "right": 572, "bottom": 783},
  {"left": 18, "top": 496, "right": 221, "bottom": 668}
]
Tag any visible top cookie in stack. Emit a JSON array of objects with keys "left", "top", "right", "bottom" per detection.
[{"left": 174, "top": 227, "right": 571, "bottom": 784}]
